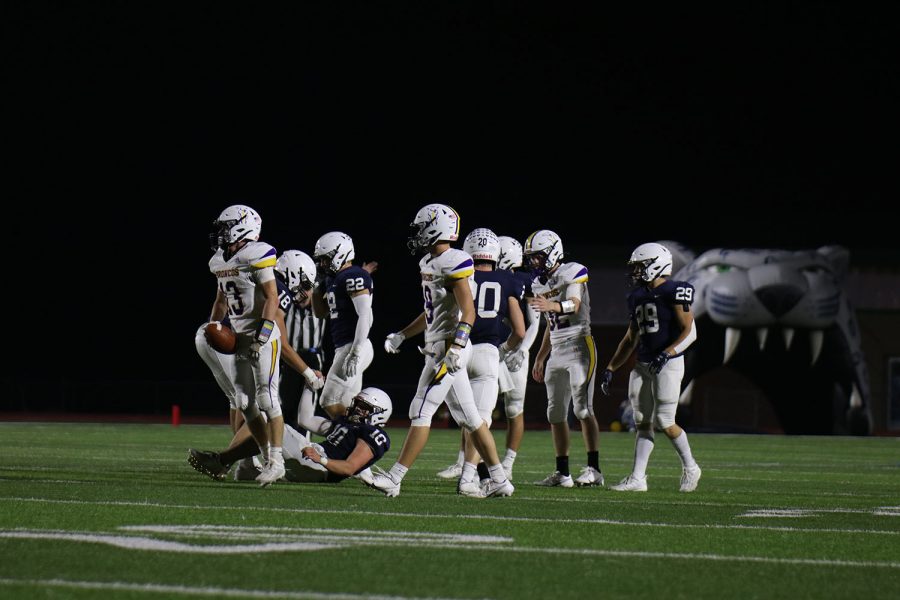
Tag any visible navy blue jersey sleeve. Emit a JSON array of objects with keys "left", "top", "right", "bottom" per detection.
[
  {"left": 342, "top": 268, "right": 373, "bottom": 295},
  {"left": 667, "top": 280, "right": 695, "bottom": 308},
  {"left": 357, "top": 423, "right": 390, "bottom": 459},
  {"left": 276, "top": 278, "right": 293, "bottom": 314}
]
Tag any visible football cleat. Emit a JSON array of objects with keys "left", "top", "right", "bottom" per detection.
[
  {"left": 574, "top": 466, "right": 605, "bottom": 487},
  {"left": 679, "top": 465, "right": 702, "bottom": 492},
  {"left": 187, "top": 449, "right": 229, "bottom": 481},
  {"left": 483, "top": 478, "right": 515, "bottom": 498},
  {"left": 535, "top": 471, "right": 574, "bottom": 488},
  {"left": 436, "top": 463, "right": 463, "bottom": 479},
  {"left": 354, "top": 467, "right": 375, "bottom": 486},
  {"left": 256, "top": 458, "right": 286, "bottom": 488},
  {"left": 366, "top": 470, "right": 401, "bottom": 497},
  {"left": 610, "top": 474, "right": 648, "bottom": 492},
  {"left": 457, "top": 478, "right": 486, "bottom": 498}
]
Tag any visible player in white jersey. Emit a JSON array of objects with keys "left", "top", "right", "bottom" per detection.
[
  {"left": 207, "top": 204, "right": 287, "bottom": 486},
  {"left": 436, "top": 228, "right": 526, "bottom": 495},
  {"left": 370, "top": 204, "right": 515, "bottom": 498},
  {"left": 496, "top": 235, "right": 540, "bottom": 479},
  {"left": 526, "top": 230, "right": 604, "bottom": 488}
]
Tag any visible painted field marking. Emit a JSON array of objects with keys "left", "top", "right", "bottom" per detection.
[
  {"left": 0, "top": 577, "right": 490, "bottom": 600},
  {"left": 2, "top": 497, "right": 899, "bottom": 537}
]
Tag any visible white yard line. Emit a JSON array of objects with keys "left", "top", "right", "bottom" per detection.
[
  {"left": 2, "top": 496, "right": 898, "bottom": 536},
  {"left": 0, "top": 577, "right": 490, "bottom": 600}
]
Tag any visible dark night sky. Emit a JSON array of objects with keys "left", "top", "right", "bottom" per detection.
[{"left": 5, "top": 4, "right": 896, "bottom": 385}]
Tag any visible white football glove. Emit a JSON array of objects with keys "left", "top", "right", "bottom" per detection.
[
  {"left": 384, "top": 332, "right": 405, "bottom": 354},
  {"left": 302, "top": 367, "right": 325, "bottom": 391},
  {"left": 444, "top": 345, "right": 463, "bottom": 374},
  {"left": 343, "top": 350, "right": 360, "bottom": 378},
  {"left": 504, "top": 349, "right": 526, "bottom": 372}
]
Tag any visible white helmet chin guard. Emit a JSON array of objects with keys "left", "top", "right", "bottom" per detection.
[
  {"left": 463, "top": 228, "right": 501, "bottom": 264},
  {"left": 497, "top": 236, "right": 523, "bottom": 270},
  {"left": 524, "top": 229, "right": 563, "bottom": 279},
  {"left": 210, "top": 205, "right": 262, "bottom": 250},
  {"left": 628, "top": 242, "right": 673, "bottom": 284},
  {"left": 314, "top": 232, "right": 355, "bottom": 275},
  {"left": 276, "top": 250, "right": 317, "bottom": 302},
  {"left": 348, "top": 387, "right": 393, "bottom": 426},
  {"left": 407, "top": 203, "right": 460, "bottom": 254}
]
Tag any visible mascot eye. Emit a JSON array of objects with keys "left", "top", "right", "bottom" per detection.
[
  {"left": 706, "top": 264, "right": 741, "bottom": 274},
  {"left": 803, "top": 265, "right": 829, "bottom": 275}
]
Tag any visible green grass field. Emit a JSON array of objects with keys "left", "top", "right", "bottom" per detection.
[{"left": 0, "top": 422, "right": 898, "bottom": 599}]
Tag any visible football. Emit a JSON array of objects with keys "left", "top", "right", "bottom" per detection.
[{"left": 205, "top": 321, "right": 236, "bottom": 354}]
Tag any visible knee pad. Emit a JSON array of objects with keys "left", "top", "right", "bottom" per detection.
[
  {"left": 573, "top": 398, "right": 594, "bottom": 420},
  {"left": 504, "top": 394, "right": 524, "bottom": 419},
  {"left": 654, "top": 401, "right": 677, "bottom": 429}
]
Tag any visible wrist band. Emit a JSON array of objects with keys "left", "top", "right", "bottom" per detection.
[
  {"left": 319, "top": 456, "right": 328, "bottom": 466},
  {"left": 255, "top": 319, "right": 275, "bottom": 344},
  {"left": 452, "top": 321, "right": 472, "bottom": 347},
  {"left": 560, "top": 300, "right": 575, "bottom": 314}
]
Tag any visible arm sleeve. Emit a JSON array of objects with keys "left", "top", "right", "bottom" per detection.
[
  {"left": 521, "top": 303, "right": 541, "bottom": 350},
  {"left": 672, "top": 319, "right": 697, "bottom": 354},
  {"left": 350, "top": 293, "right": 373, "bottom": 351}
]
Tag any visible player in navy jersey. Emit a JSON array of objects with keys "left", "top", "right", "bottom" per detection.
[
  {"left": 600, "top": 242, "right": 702, "bottom": 492},
  {"left": 495, "top": 236, "right": 540, "bottom": 479},
  {"left": 311, "top": 232, "right": 375, "bottom": 419},
  {"left": 436, "top": 228, "right": 525, "bottom": 495},
  {"left": 188, "top": 388, "right": 392, "bottom": 484}
]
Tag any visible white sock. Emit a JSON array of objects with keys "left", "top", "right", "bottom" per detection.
[
  {"left": 670, "top": 431, "right": 697, "bottom": 469},
  {"left": 389, "top": 463, "right": 409, "bottom": 482},
  {"left": 487, "top": 463, "right": 507, "bottom": 484},
  {"left": 633, "top": 433, "right": 654, "bottom": 479},
  {"left": 456, "top": 450, "right": 466, "bottom": 467},
  {"left": 357, "top": 467, "right": 372, "bottom": 478},
  {"left": 260, "top": 443, "right": 270, "bottom": 463},
  {"left": 461, "top": 462, "right": 478, "bottom": 483},
  {"left": 502, "top": 449, "right": 517, "bottom": 467},
  {"left": 270, "top": 446, "right": 283, "bottom": 465}
]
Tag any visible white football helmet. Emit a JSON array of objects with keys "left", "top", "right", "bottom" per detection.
[
  {"left": 347, "top": 387, "right": 393, "bottom": 426},
  {"left": 497, "top": 236, "right": 523, "bottom": 270},
  {"left": 210, "top": 205, "right": 262, "bottom": 250},
  {"left": 463, "top": 228, "right": 501, "bottom": 263},
  {"left": 276, "top": 250, "right": 317, "bottom": 302},
  {"left": 524, "top": 230, "right": 563, "bottom": 279},
  {"left": 629, "top": 242, "right": 673, "bottom": 284},
  {"left": 407, "top": 203, "right": 460, "bottom": 254},
  {"left": 313, "top": 232, "right": 355, "bottom": 275}
]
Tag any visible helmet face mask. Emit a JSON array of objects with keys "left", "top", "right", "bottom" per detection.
[
  {"left": 313, "top": 232, "right": 355, "bottom": 275},
  {"left": 628, "top": 242, "right": 673, "bottom": 285},
  {"left": 210, "top": 205, "right": 262, "bottom": 251},
  {"left": 463, "top": 228, "right": 501, "bottom": 264},
  {"left": 276, "top": 250, "right": 317, "bottom": 304},
  {"left": 346, "top": 387, "right": 392, "bottom": 426},
  {"left": 524, "top": 230, "right": 563, "bottom": 281},
  {"left": 497, "top": 236, "right": 523, "bottom": 270},
  {"left": 407, "top": 204, "right": 460, "bottom": 254}
]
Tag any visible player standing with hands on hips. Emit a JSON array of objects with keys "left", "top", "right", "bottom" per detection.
[{"left": 600, "top": 242, "right": 702, "bottom": 492}]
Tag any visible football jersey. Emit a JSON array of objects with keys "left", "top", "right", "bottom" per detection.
[
  {"left": 499, "top": 269, "right": 535, "bottom": 341},
  {"left": 323, "top": 265, "right": 374, "bottom": 348},
  {"left": 208, "top": 241, "right": 281, "bottom": 338},
  {"left": 471, "top": 269, "right": 524, "bottom": 347},
  {"left": 320, "top": 417, "right": 391, "bottom": 481},
  {"left": 627, "top": 279, "right": 695, "bottom": 362},
  {"left": 419, "top": 248, "right": 476, "bottom": 343},
  {"left": 531, "top": 262, "right": 591, "bottom": 344}
]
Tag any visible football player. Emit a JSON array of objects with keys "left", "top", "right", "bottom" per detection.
[
  {"left": 189, "top": 388, "right": 392, "bottom": 484},
  {"left": 372, "top": 204, "right": 515, "bottom": 498},
  {"left": 495, "top": 235, "right": 541, "bottom": 479},
  {"left": 435, "top": 228, "right": 526, "bottom": 496},
  {"left": 205, "top": 206, "right": 325, "bottom": 487},
  {"left": 527, "top": 230, "right": 604, "bottom": 488},
  {"left": 311, "top": 232, "right": 375, "bottom": 418},
  {"left": 600, "top": 242, "right": 702, "bottom": 492}
]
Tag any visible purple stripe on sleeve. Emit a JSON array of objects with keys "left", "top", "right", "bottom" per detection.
[{"left": 452, "top": 258, "right": 474, "bottom": 271}]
